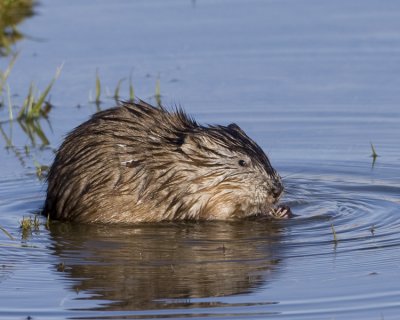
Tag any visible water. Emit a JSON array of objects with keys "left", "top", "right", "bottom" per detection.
[{"left": 1, "top": 0, "right": 400, "bottom": 319}]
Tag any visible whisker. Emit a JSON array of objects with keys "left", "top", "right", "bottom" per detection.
[
  {"left": 282, "top": 189, "right": 296, "bottom": 195},
  {"left": 280, "top": 170, "right": 306, "bottom": 180}
]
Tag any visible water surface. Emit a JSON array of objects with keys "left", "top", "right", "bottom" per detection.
[{"left": 0, "top": 0, "right": 399, "bottom": 319}]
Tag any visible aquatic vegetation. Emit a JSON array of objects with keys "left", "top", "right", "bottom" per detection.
[
  {"left": 22, "top": 215, "right": 40, "bottom": 229},
  {"left": 129, "top": 72, "right": 135, "bottom": 101},
  {"left": 1, "top": 117, "right": 50, "bottom": 152},
  {"left": 33, "top": 159, "right": 49, "bottom": 180},
  {"left": 0, "top": 54, "right": 59, "bottom": 181},
  {"left": 370, "top": 142, "right": 378, "bottom": 167},
  {"left": 0, "top": 0, "right": 36, "bottom": 56},
  {"left": 1, "top": 55, "right": 62, "bottom": 121},
  {"left": 95, "top": 68, "right": 101, "bottom": 104},
  {"left": 90, "top": 69, "right": 137, "bottom": 105},
  {"left": 0, "top": 123, "right": 12, "bottom": 147},
  {"left": 370, "top": 142, "right": 378, "bottom": 158},
  {"left": 113, "top": 78, "right": 125, "bottom": 101},
  {"left": 0, "top": 223, "right": 15, "bottom": 240},
  {"left": 56, "top": 262, "right": 66, "bottom": 272},
  {"left": 19, "top": 215, "right": 41, "bottom": 240},
  {"left": 21, "top": 118, "right": 50, "bottom": 145},
  {"left": 88, "top": 69, "right": 102, "bottom": 108},
  {"left": 0, "top": 121, "right": 52, "bottom": 184},
  {"left": 331, "top": 222, "right": 338, "bottom": 243},
  {"left": 0, "top": 54, "right": 18, "bottom": 119},
  {"left": 6, "top": 83, "right": 13, "bottom": 120},
  {"left": 0, "top": 52, "right": 18, "bottom": 104},
  {"left": 20, "top": 215, "right": 40, "bottom": 231},
  {"left": 155, "top": 75, "right": 161, "bottom": 106},
  {"left": 17, "top": 63, "right": 63, "bottom": 120}
]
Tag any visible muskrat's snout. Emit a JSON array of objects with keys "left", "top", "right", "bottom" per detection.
[
  {"left": 271, "top": 183, "right": 284, "bottom": 200},
  {"left": 266, "top": 178, "right": 292, "bottom": 219},
  {"left": 258, "top": 174, "right": 284, "bottom": 208},
  {"left": 268, "top": 176, "right": 284, "bottom": 203}
]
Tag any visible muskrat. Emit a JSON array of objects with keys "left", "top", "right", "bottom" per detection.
[{"left": 44, "top": 100, "right": 290, "bottom": 223}]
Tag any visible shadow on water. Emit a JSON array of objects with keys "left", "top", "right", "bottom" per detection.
[
  {"left": 0, "top": 0, "right": 36, "bottom": 56},
  {"left": 48, "top": 220, "right": 287, "bottom": 311}
]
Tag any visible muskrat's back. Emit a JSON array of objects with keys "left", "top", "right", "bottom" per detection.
[{"left": 44, "top": 101, "right": 284, "bottom": 223}]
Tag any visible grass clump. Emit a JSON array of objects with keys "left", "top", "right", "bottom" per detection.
[
  {"left": 20, "top": 215, "right": 40, "bottom": 229},
  {"left": 17, "top": 63, "right": 63, "bottom": 120},
  {"left": 1, "top": 54, "right": 62, "bottom": 121},
  {"left": 90, "top": 69, "right": 137, "bottom": 105},
  {"left": 20, "top": 215, "right": 40, "bottom": 235},
  {"left": 20, "top": 215, "right": 41, "bottom": 239}
]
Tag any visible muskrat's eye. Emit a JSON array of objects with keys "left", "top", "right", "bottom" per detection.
[{"left": 238, "top": 160, "right": 247, "bottom": 167}]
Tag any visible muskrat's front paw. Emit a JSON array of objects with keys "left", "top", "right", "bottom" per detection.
[{"left": 268, "top": 205, "right": 293, "bottom": 219}]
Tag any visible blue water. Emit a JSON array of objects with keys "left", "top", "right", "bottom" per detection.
[{"left": 1, "top": 0, "right": 399, "bottom": 319}]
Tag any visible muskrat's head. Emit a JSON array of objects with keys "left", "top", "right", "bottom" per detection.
[
  {"left": 169, "top": 122, "right": 283, "bottom": 220},
  {"left": 135, "top": 105, "right": 285, "bottom": 221}
]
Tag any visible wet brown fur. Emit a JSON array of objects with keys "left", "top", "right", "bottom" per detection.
[{"left": 44, "top": 101, "right": 283, "bottom": 223}]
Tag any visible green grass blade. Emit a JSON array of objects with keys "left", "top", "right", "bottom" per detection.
[
  {"left": 6, "top": 84, "right": 13, "bottom": 121},
  {"left": 129, "top": 72, "right": 135, "bottom": 101},
  {"left": 155, "top": 76, "right": 161, "bottom": 106},
  {"left": 0, "top": 223, "right": 15, "bottom": 241},
  {"left": 95, "top": 69, "right": 101, "bottom": 103},
  {"left": 18, "top": 81, "right": 34, "bottom": 119},
  {"left": 3, "top": 53, "right": 19, "bottom": 82},
  {"left": 0, "top": 53, "right": 19, "bottom": 94},
  {"left": 114, "top": 78, "right": 125, "bottom": 100},
  {"left": 370, "top": 142, "right": 378, "bottom": 158},
  {"left": 30, "top": 63, "right": 63, "bottom": 119}
]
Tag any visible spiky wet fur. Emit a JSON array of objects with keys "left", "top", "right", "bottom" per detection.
[{"left": 44, "top": 101, "right": 283, "bottom": 223}]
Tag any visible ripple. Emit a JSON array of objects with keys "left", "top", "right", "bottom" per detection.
[{"left": 277, "top": 161, "right": 400, "bottom": 283}]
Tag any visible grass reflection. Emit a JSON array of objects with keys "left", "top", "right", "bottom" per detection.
[{"left": 0, "top": 0, "right": 36, "bottom": 56}]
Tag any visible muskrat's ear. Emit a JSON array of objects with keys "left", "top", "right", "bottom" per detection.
[
  {"left": 228, "top": 123, "right": 246, "bottom": 135},
  {"left": 174, "top": 133, "right": 186, "bottom": 146}
]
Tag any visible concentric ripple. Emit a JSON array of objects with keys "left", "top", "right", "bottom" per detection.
[{"left": 281, "top": 161, "right": 400, "bottom": 253}]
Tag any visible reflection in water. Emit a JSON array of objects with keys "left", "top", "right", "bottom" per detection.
[
  {"left": 0, "top": 0, "right": 36, "bottom": 56},
  {"left": 0, "top": 118, "right": 51, "bottom": 173},
  {"left": 0, "top": 114, "right": 51, "bottom": 148},
  {"left": 49, "top": 221, "right": 285, "bottom": 310},
  {"left": 17, "top": 117, "right": 50, "bottom": 146}
]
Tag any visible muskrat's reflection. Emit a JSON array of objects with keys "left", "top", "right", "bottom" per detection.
[{"left": 49, "top": 221, "right": 285, "bottom": 310}]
